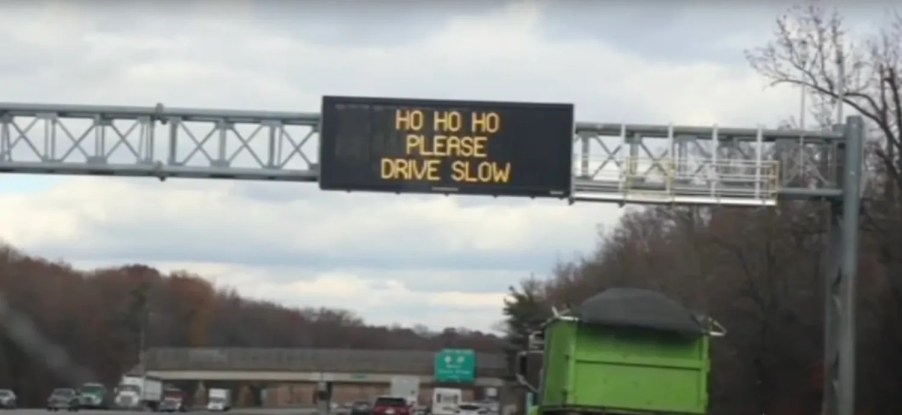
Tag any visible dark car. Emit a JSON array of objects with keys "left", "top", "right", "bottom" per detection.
[
  {"left": 350, "top": 400, "right": 372, "bottom": 415},
  {"left": 0, "top": 389, "right": 16, "bottom": 409},
  {"left": 47, "top": 388, "right": 80, "bottom": 411},
  {"left": 160, "top": 397, "right": 187, "bottom": 412},
  {"left": 372, "top": 397, "right": 411, "bottom": 415},
  {"left": 160, "top": 387, "right": 188, "bottom": 412}
]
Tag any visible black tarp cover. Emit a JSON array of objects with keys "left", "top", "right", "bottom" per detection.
[{"left": 576, "top": 287, "right": 708, "bottom": 335}]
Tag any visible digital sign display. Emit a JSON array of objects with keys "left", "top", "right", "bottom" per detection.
[{"left": 318, "top": 96, "right": 574, "bottom": 198}]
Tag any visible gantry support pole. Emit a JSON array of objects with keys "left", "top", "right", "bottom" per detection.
[{"left": 822, "top": 115, "right": 864, "bottom": 415}]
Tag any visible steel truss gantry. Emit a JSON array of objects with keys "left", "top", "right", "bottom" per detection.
[
  {"left": 0, "top": 102, "right": 864, "bottom": 415},
  {"left": 1, "top": 102, "right": 843, "bottom": 205}
]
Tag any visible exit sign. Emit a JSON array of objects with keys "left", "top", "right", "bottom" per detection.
[{"left": 434, "top": 349, "right": 476, "bottom": 384}]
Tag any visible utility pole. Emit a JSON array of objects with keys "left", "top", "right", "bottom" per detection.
[
  {"left": 139, "top": 323, "right": 146, "bottom": 375},
  {"left": 139, "top": 311, "right": 154, "bottom": 376}
]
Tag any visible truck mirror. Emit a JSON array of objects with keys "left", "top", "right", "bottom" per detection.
[{"left": 514, "top": 352, "right": 538, "bottom": 394}]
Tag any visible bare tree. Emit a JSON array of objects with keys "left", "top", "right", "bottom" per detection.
[
  {"left": 746, "top": 4, "right": 902, "bottom": 413},
  {"left": 745, "top": 3, "right": 902, "bottom": 206}
]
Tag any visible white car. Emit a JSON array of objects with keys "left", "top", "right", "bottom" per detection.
[
  {"left": 456, "top": 403, "right": 486, "bottom": 415},
  {"left": 0, "top": 389, "right": 16, "bottom": 409}
]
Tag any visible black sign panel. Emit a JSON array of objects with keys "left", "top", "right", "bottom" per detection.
[{"left": 318, "top": 96, "right": 574, "bottom": 198}]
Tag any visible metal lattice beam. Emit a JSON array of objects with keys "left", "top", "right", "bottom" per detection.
[
  {"left": 0, "top": 103, "right": 320, "bottom": 182},
  {"left": 571, "top": 122, "right": 843, "bottom": 205}
]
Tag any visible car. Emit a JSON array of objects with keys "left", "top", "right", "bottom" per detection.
[
  {"left": 0, "top": 389, "right": 16, "bottom": 409},
  {"left": 350, "top": 400, "right": 372, "bottom": 415},
  {"left": 47, "top": 388, "right": 80, "bottom": 411},
  {"left": 476, "top": 401, "right": 498, "bottom": 415},
  {"left": 161, "top": 388, "right": 188, "bottom": 413},
  {"left": 333, "top": 402, "right": 354, "bottom": 415},
  {"left": 455, "top": 403, "right": 486, "bottom": 415},
  {"left": 160, "top": 397, "right": 186, "bottom": 412},
  {"left": 372, "top": 396, "right": 411, "bottom": 415}
]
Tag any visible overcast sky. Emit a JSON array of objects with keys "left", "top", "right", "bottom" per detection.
[{"left": 0, "top": 0, "right": 890, "bottom": 333}]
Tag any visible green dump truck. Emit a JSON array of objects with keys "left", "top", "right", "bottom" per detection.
[{"left": 516, "top": 288, "right": 726, "bottom": 415}]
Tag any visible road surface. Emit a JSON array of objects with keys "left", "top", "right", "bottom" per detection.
[{"left": 5, "top": 410, "right": 319, "bottom": 415}]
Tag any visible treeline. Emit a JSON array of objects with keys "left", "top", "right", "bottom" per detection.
[
  {"left": 0, "top": 245, "right": 504, "bottom": 406},
  {"left": 502, "top": 5, "right": 902, "bottom": 415}
]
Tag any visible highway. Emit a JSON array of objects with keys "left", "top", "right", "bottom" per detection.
[{"left": 5, "top": 410, "right": 319, "bottom": 415}]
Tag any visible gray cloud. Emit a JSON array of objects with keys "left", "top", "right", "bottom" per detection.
[
  {"left": 245, "top": 0, "right": 512, "bottom": 48},
  {"left": 35, "top": 241, "right": 564, "bottom": 274},
  {"left": 534, "top": 0, "right": 892, "bottom": 65}
]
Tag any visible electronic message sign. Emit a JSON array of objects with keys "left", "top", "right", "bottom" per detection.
[{"left": 318, "top": 96, "right": 574, "bottom": 198}]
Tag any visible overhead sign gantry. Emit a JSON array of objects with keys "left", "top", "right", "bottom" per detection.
[{"left": 0, "top": 98, "right": 821, "bottom": 206}]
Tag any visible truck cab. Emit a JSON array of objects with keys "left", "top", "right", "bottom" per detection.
[
  {"left": 114, "top": 384, "right": 142, "bottom": 410},
  {"left": 77, "top": 383, "right": 109, "bottom": 409},
  {"left": 114, "top": 375, "right": 162, "bottom": 411},
  {"left": 206, "top": 388, "right": 231, "bottom": 412}
]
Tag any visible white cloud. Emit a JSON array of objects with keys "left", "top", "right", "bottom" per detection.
[
  {"left": 0, "top": 0, "right": 865, "bottom": 332},
  {"left": 70, "top": 259, "right": 511, "bottom": 331}
]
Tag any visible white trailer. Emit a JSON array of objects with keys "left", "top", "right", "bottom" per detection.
[
  {"left": 115, "top": 375, "right": 163, "bottom": 410},
  {"left": 390, "top": 376, "right": 420, "bottom": 406},
  {"left": 431, "top": 388, "right": 463, "bottom": 415}
]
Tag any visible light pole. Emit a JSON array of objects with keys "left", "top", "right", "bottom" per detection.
[
  {"left": 836, "top": 41, "right": 845, "bottom": 122},
  {"left": 795, "top": 37, "right": 810, "bottom": 190},
  {"left": 800, "top": 49, "right": 808, "bottom": 130}
]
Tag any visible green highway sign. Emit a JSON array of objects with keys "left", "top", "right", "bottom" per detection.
[{"left": 434, "top": 349, "right": 476, "bottom": 383}]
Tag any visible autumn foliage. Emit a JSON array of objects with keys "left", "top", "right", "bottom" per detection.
[{"left": 0, "top": 245, "right": 504, "bottom": 406}]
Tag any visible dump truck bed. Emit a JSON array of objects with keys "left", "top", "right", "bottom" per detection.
[{"left": 540, "top": 319, "right": 710, "bottom": 415}]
